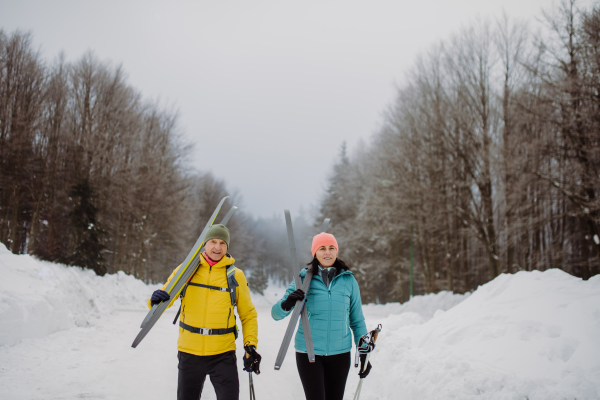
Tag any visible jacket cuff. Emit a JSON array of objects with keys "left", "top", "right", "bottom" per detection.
[{"left": 271, "top": 300, "right": 292, "bottom": 320}]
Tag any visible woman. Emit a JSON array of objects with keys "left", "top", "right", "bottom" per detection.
[{"left": 271, "top": 232, "right": 371, "bottom": 400}]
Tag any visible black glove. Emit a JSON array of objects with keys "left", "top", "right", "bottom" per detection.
[
  {"left": 281, "top": 289, "right": 305, "bottom": 311},
  {"left": 243, "top": 345, "right": 262, "bottom": 374},
  {"left": 358, "top": 354, "right": 372, "bottom": 378},
  {"left": 150, "top": 289, "right": 170, "bottom": 306}
]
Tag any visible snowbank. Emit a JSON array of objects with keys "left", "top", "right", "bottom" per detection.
[
  {"left": 0, "top": 242, "right": 159, "bottom": 346},
  {"left": 363, "top": 290, "right": 470, "bottom": 322},
  {"left": 363, "top": 269, "right": 600, "bottom": 400}
]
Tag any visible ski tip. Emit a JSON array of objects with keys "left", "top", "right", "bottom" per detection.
[
  {"left": 274, "top": 366, "right": 281, "bottom": 371},
  {"left": 321, "top": 218, "right": 331, "bottom": 232}
]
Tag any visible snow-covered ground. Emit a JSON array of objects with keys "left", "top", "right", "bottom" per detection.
[{"left": 1, "top": 242, "right": 599, "bottom": 399}]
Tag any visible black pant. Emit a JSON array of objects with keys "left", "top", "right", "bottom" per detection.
[
  {"left": 296, "top": 351, "right": 351, "bottom": 400},
  {"left": 177, "top": 351, "right": 239, "bottom": 400}
]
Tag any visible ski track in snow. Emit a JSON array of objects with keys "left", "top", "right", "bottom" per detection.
[{"left": 1, "top": 243, "right": 599, "bottom": 400}]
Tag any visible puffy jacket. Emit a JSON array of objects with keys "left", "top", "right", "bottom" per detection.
[
  {"left": 272, "top": 267, "right": 367, "bottom": 355},
  {"left": 149, "top": 253, "right": 258, "bottom": 356}
]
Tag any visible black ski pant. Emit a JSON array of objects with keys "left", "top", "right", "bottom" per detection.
[
  {"left": 296, "top": 351, "right": 351, "bottom": 400},
  {"left": 177, "top": 350, "right": 239, "bottom": 400}
]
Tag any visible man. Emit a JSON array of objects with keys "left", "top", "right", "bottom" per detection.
[{"left": 149, "top": 224, "right": 260, "bottom": 400}]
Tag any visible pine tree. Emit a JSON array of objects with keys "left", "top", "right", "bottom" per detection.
[
  {"left": 66, "top": 179, "right": 107, "bottom": 275},
  {"left": 247, "top": 265, "right": 268, "bottom": 295}
]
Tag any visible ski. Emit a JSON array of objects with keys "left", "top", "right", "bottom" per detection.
[
  {"left": 274, "top": 213, "right": 330, "bottom": 370},
  {"left": 220, "top": 206, "right": 238, "bottom": 225},
  {"left": 353, "top": 324, "right": 382, "bottom": 400},
  {"left": 321, "top": 218, "right": 330, "bottom": 233},
  {"left": 132, "top": 197, "right": 232, "bottom": 348}
]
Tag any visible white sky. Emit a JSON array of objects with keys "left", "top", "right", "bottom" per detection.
[{"left": 0, "top": 0, "right": 591, "bottom": 218}]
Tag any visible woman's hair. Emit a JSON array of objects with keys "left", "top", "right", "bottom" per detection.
[{"left": 307, "top": 257, "right": 349, "bottom": 274}]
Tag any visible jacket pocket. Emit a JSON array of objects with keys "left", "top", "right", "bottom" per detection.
[
  {"left": 344, "top": 288, "right": 351, "bottom": 337},
  {"left": 344, "top": 307, "right": 349, "bottom": 337}
]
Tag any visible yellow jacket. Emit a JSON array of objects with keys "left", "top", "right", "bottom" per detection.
[{"left": 149, "top": 253, "right": 258, "bottom": 356}]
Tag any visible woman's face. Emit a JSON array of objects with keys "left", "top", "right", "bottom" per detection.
[{"left": 315, "top": 245, "right": 338, "bottom": 268}]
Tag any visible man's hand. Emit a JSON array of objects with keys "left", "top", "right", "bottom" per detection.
[
  {"left": 281, "top": 289, "right": 305, "bottom": 311},
  {"left": 243, "top": 345, "right": 261, "bottom": 374},
  {"left": 150, "top": 289, "right": 170, "bottom": 306}
]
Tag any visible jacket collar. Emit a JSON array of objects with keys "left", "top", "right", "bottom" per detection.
[
  {"left": 300, "top": 267, "right": 353, "bottom": 279},
  {"left": 200, "top": 253, "right": 235, "bottom": 269}
]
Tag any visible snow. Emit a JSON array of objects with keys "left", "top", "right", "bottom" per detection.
[
  {"left": 0, "top": 242, "right": 160, "bottom": 347},
  {"left": 1, "top": 242, "right": 599, "bottom": 399},
  {"left": 370, "top": 272, "right": 600, "bottom": 400}
]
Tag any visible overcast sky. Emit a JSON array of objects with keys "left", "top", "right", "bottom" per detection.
[{"left": 0, "top": 0, "right": 590, "bottom": 219}]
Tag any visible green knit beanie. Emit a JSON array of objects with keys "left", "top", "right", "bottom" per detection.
[{"left": 204, "top": 224, "right": 230, "bottom": 248}]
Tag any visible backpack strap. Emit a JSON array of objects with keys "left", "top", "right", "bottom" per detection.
[
  {"left": 226, "top": 265, "right": 239, "bottom": 306},
  {"left": 179, "top": 321, "right": 238, "bottom": 339},
  {"left": 187, "top": 282, "right": 233, "bottom": 293},
  {"left": 173, "top": 264, "right": 239, "bottom": 325}
]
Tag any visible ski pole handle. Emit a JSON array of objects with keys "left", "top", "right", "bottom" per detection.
[{"left": 354, "top": 333, "right": 369, "bottom": 368}]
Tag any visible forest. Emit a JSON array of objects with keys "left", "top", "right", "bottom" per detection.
[{"left": 1, "top": 0, "right": 598, "bottom": 303}]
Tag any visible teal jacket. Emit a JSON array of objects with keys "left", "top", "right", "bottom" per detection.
[{"left": 271, "top": 267, "right": 368, "bottom": 356}]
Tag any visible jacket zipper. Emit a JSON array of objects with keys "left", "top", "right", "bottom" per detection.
[
  {"left": 202, "top": 265, "right": 212, "bottom": 353},
  {"left": 325, "top": 272, "right": 346, "bottom": 354},
  {"left": 326, "top": 277, "right": 334, "bottom": 355}
]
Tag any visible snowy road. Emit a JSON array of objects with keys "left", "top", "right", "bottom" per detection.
[
  {"left": 2, "top": 245, "right": 599, "bottom": 400},
  {"left": 0, "top": 305, "right": 322, "bottom": 400}
]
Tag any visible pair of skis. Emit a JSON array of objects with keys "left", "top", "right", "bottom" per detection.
[
  {"left": 131, "top": 196, "right": 237, "bottom": 348},
  {"left": 273, "top": 211, "right": 330, "bottom": 370}
]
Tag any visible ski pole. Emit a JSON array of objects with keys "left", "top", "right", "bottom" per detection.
[
  {"left": 249, "top": 372, "right": 256, "bottom": 400},
  {"left": 353, "top": 324, "right": 382, "bottom": 400}
]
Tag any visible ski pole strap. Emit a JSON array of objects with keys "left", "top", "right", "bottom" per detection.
[{"left": 179, "top": 321, "right": 238, "bottom": 339}]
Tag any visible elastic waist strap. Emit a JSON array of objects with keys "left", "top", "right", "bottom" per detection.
[{"left": 179, "top": 321, "right": 237, "bottom": 337}]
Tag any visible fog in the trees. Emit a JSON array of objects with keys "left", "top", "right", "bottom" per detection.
[{"left": 1, "top": 0, "right": 598, "bottom": 301}]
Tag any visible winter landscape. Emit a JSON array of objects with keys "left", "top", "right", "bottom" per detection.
[
  {"left": 1, "top": 243, "right": 598, "bottom": 400},
  {"left": 2, "top": 1, "right": 600, "bottom": 399}
]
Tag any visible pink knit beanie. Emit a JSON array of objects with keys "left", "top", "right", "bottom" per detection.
[{"left": 311, "top": 232, "right": 339, "bottom": 257}]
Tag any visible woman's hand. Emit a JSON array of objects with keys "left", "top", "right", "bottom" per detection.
[
  {"left": 281, "top": 289, "right": 305, "bottom": 311},
  {"left": 358, "top": 354, "right": 372, "bottom": 378}
]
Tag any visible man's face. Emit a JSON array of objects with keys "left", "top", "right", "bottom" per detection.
[{"left": 204, "top": 238, "right": 227, "bottom": 262}]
